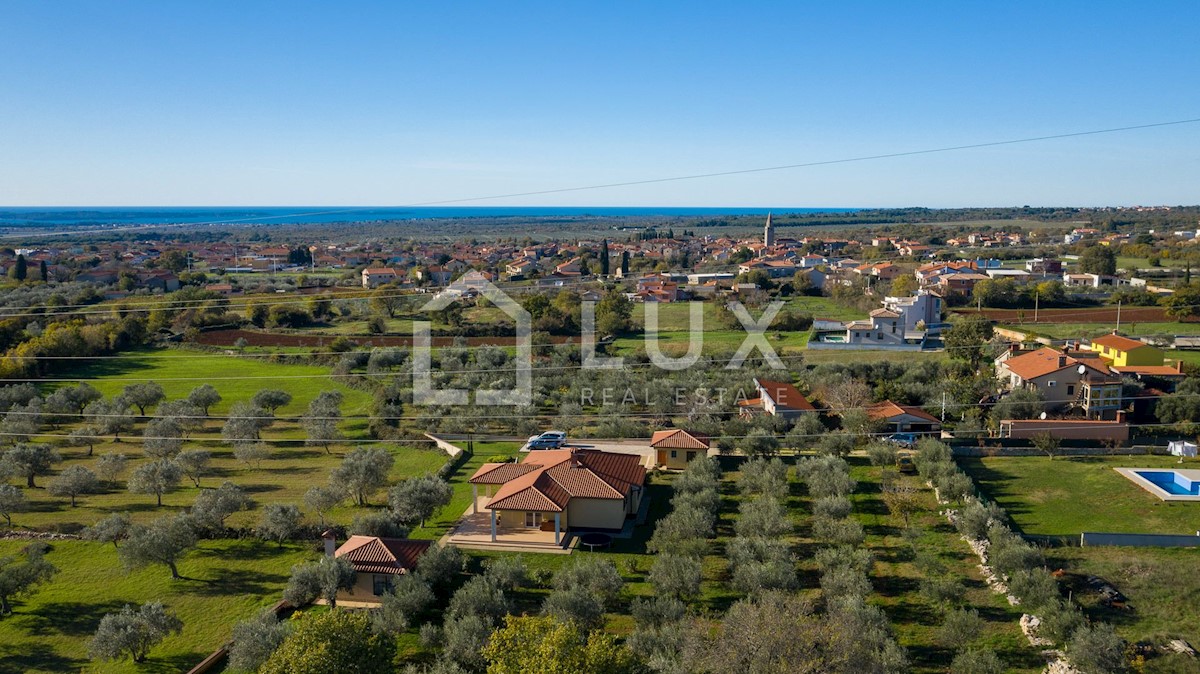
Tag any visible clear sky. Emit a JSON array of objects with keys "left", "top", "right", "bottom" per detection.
[{"left": 1, "top": 1, "right": 1198, "bottom": 207}]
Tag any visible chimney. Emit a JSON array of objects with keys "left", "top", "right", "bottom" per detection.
[
  {"left": 1178, "top": 360, "right": 1186, "bottom": 373},
  {"left": 1058, "top": 355, "right": 1067, "bottom": 368},
  {"left": 321, "top": 529, "right": 336, "bottom": 557}
]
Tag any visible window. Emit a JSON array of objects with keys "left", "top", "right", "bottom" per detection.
[
  {"left": 1047, "top": 380, "right": 1057, "bottom": 387},
  {"left": 372, "top": 574, "right": 393, "bottom": 596},
  {"left": 687, "top": 451, "right": 697, "bottom": 461},
  {"left": 524, "top": 512, "right": 543, "bottom": 528},
  {"left": 670, "top": 450, "right": 677, "bottom": 458},
  {"left": 1066, "top": 385, "right": 1075, "bottom": 396}
]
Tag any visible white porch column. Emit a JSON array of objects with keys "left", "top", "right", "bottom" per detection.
[
  {"left": 490, "top": 509, "right": 497, "bottom": 542},
  {"left": 472, "top": 484, "right": 478, "bottom": 514},
  {"left": 554, "top": 513, "right": 561, "bottom": 544}
]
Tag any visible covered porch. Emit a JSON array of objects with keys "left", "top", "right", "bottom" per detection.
[{"left": 443, "top": 495, "right": 574, "bottom": 554}]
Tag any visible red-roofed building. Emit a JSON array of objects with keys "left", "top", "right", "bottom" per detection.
[
  {"left": 322, "top": 533, "right": 432, "bottom": 607},
  {"left": 866, "top": 400, "right": 942, "bottom": 435},
  {"left": 995, "top": 346, "right": 1123, "bottom": 419},
  {"left": 649, "top": 429, "right": 711, "bottom": 469},
  {"left": 742, "top": 377, "right": 815, "bottom": 420},
  {"left": 468, "top": 449, "right": 646, "bottom": 545}
]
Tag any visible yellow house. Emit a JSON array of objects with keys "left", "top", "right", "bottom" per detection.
[
  {"left": 321, "top": 534, "right": 431, "bottom": 608},
  {"left": 650, "top": 429, "right": 711, "bottom": 470},
  {"left": 1087, "top": 333, "right": 1163, "bottom": 367},
  {"left": 468, "top": 449, "right": 646, "bottom": 545}
]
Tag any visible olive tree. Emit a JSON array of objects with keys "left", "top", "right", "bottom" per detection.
[
  {"left": 0, "top": 484, "right": 26, "bottom": 528},
  {"left": 282, "top": 556, "right": 356, "bottom": 609},
  {"left": 0, "top": 444, "right": 60, "bottom": 488},
  {"left": 0, "top": 542, "right": 56, "bottom": 615},
  {"left": 187, "top": 384, "right": 221, "bottom": 416},
  {"left": 121, "top": 382, "right": 166, "bottom": 417},
  {"left": 175, "top": 450, "right": 211, "bottom": 487},
  {"left": 330, "top": 447, "right": 394, "bottom": 506},
  {"left": 83, "top": 513, "right": 132, "bottom": 548},
  {"left": 128, "top": 459, "right": 183, "bottom": 507},
  {"left": 119, "top": 514, "right": 197, "bottom": 580},
  {"left": 252, "top": 389, "right": 293, "bottom": 414},
  {"left": 142, "top": 417, "right": 184, "bottom": 459},
  {"left": 228, "top": 608, "right": 290, "bottom": 673},
  {"left": 94, "top": 452, "right": 128, "bottom": 484},
  {"left": 191, "top": 481, "right": 251, "bottom": 532},
  {"left": 258, "top": 504, "right": 303, "bottom": 546},
  {"left": 88, "top": 602, "right": 182, "bottom": 663},
  {"left": 47, "top": 465, "right": 98, "bottom": 507},
  {"left": 388, "top": 473, "right": 453, "bottom": 528}
]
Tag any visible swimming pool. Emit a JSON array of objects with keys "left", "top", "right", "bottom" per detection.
[{"left": 1117, "top": 467, "right": 1200, "bottom": 501}]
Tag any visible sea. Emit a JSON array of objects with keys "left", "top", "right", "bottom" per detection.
[{"left": 0, "top": 206, "right": 855, "bottom": 229}]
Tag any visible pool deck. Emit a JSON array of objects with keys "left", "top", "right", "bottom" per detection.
[{"left": 1115, "top": 467, "right": 1200, "bottom": 502}]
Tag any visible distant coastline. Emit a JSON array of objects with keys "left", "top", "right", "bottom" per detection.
[{"left": 0, "top": 206, "right": 856, "bottom": 228}]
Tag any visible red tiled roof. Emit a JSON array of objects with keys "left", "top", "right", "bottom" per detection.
[
  {"left": 469, "top": 462, "right": 538, "bottom": 485},
  {"left": 1000, "top": 347, "right": 1109, "bottom": 381},
  {"left": 650, "top": 429, "right": 711, "bottom": 450},
  {"left": 1090, "top": 334, "right": 1151, "bottom": 352},
  {"left": 866, "top": 400, "right": 939, "bottom": 424},
  {"left": 1112, "top": 365, "right": 1185, "bottom": 377},
  {"left": 755, "top": 379, "right": 815, "bottom": 411},
  {"left": 333, "top": 536, "right": 431, "bottom": 575},
  {"left": 483, "top": 450, "right": 645, "bottom": 513}
]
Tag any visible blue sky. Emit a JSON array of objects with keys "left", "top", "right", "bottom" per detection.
[{"left": 1, "top": 2, "right": 1197, "bottom": 207}]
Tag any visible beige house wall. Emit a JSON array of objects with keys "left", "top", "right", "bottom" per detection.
[
  {"left": 495, "top": 509, "right": 565, "bottom": 530},
  {"left": 567, "top": 497, "right": 627, "bottom": 529}
]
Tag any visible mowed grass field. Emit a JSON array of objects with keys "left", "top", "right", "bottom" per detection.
[
  {"left": 0, "top": 539, "right": 312, "bottom": 674},
  {"left": 960, "top": 455, "right": 1200, "bottom": 536},
  {"left": 12, "top": 348, "right": 461, "bottom": 531},
  {"left": 1000, "top": 322, "right": 1200, "bottom": 340}
]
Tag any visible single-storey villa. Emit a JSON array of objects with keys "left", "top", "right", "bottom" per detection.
[
  {"left": 739, "top": 377, "right": 815, "bottom": 420},
  {"left": 321, "top": 533, "right": 431, "bottom": 607},
  {"left": 468, "top": 449, "right": 646, "bottom": 545},
  {"left": 866, "top": 400, "right": 942, "bottom": 435},
  {"left": 650, "top": 429, "right": 711, "bottom": 469}
]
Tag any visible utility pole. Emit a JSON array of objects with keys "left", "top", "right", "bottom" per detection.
[
  {"left": 1116, "top": 300, "right": 1122, "bottom": 332},
  {"left": 1034, "top": 290, "right": 1039, "bottom": 323},
  {"left": 941, "top": 391, "right": 948, "bottom": 422}
]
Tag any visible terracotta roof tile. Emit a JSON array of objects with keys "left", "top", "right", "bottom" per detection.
[
  {"left": 334, "top": 536, "right": 431, "bottom": 575},
  {"left": 483, "top": 449, "right": 645, "bottom": 512},
  {"left": 866, "top": 400, "right": 940, "bottom": 424},
  {"left": 1090, "top": 334, "right": 1151, "bottom": 352},
  {"left": 650, "top": 429, "right": 711, "bottom": 449},
  {"left": 755, "top": 379, "right": 815, "bottom": 411}
]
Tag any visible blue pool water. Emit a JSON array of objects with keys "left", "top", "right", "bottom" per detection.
[{"left": 1135, "top": 470, "right": 1200, "bottom": 496}]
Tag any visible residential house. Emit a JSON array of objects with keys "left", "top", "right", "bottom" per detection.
[
  {"left": 1086, "top": 333, "right": 1187, "bottom": 386},
  {"left": 505, "top": 258, "right": 537, "bottom": 278},
  {"left": 467, "top": 449, "right": 646, "bottom": 545},
  {"left": 649, "top": 429, "right": 711, "bottom": 469},
  {"left": 1025, "top": 258, "right": 1063, "bottom": 277},
  {"left": 866, "top": 400, "right": 942, "bottom": 435},
  {"left": 936, "top": 272, "right": 990, "bottom": 295},
  {"left": 999, "top": 419, "right": 1129, "bottom": 444},
  {"left": 995, "top": 346, "right": 1123, "bottom": 419},
  {"left": 362, "top": 267, "right": 400, "bottom": 288},
  {"left": 739, "top": 377, "right": 815, "bottom": 420},
  {"left": 321, "top": 533, "right": 431, "bottom": 607}
]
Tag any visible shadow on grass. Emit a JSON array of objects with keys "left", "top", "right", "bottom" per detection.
[
  {"left": 181, "top": 568, "right": 289, "bottom": 597},
  {"left": 21, "top": 599, "right": 128, "bottom": 637},
  {"left": 0, "top": 642, "right": 86, "bottom": 674},
  {"left": 138, "top": 651, "right": 210, "bottom": 674}
]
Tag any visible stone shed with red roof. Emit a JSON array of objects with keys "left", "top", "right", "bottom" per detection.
[
  {"left": 468, "top": 449, "right": 646, "bottom": 544},
  {"left": 324, "top": 534, "right": 432, "bottom": 607}
]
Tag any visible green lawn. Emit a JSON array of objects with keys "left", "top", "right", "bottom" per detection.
[
  {"left": 69, "top": 348, "right": 374, "bottom": 419},
  {"left": 960, "top": 455, "right": 1200, "bottom": 536},
  {"left": 1044, "top": 546, "right": 1200, "bottom": 649},
  {"left": 0, "top": 539, "right": 311, "bottom": 674}
]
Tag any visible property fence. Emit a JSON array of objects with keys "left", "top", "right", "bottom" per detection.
[{"left": 1081, "top": 532, "right": 1200, "bottom": 548}]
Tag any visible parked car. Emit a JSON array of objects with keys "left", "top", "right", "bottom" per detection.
[
  {"left": 897, "top": 451, "right": 917, "bottom": 475},
  {"left": 526, "top": 431, "right": 567, "bottom": 449},
  {"left": 886, "top": 433, "right": 917, "bottom": 449}
]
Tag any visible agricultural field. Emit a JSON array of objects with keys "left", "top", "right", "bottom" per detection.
[
  {"left": 0, "top": 539, "right": 311, "bottom": 674},
  {"left": 1000, "top": 322, "right": 1200, "bottom": 340},
  {"left": 959, "top": 455, "right": 1200, "bottom": 536}
]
